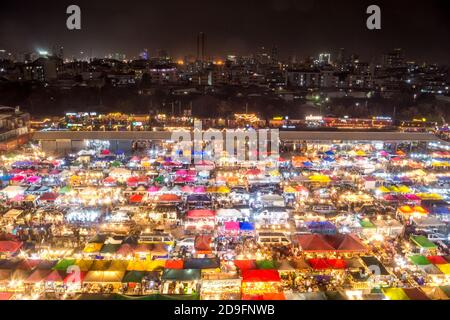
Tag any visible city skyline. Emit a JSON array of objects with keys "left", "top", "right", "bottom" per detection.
[{"left": 1, "top": 0, "right": 450, "bottom": 64}]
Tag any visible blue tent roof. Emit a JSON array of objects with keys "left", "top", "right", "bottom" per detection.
[
  {"left": 431, "top": 206, "right": 450, "bottom": 215},
  {"left": 239, "top": 222, "right": 254, "bottom": 231},
  {"left": 1, "top": 175, "right": 12, "bottom": 181},
  {"left": 303, "top": 162, "right": 313, "bottom": 167},
  {"left": 325, "top": 150, "right": 335, "bottom": 156}
]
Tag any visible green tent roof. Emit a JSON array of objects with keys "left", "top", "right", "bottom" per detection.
[
  {"left": 53, "top": 259, "right": 76, "bottom": 271},
  {"left": 161, "top": 269, "right": 201, "bottom": 281},
  {"left": 409, "top": 255, "right": 431, "bottom": 266},
  {"left": 100, "top": 244, "right": 121, "bottom": 254},
  {"left": 410, "top": 235, "right": 437, "bottom": 249},
  {"left": 359, "top": 219, "right": 376, "bottom": 228},
  {"left": 256, "top": 260, "right": 278, "bottom": 270},
  {"left": 111, "top": 161, "right": 122, "bottom": 168},
  {"left": 122, "top": 271, "right": 146, "bottom": 283},
  {"left": 59, "top": 186, "right": 72, "bottom": 194}
]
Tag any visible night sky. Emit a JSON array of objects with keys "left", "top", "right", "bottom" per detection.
[{"left": 1, "top": 0, "right": 449, "bottom": 63}]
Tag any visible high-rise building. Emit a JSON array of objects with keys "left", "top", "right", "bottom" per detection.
[
  {"left": 383, "top": 48, "right": 405, "bottom": 68},
  {"left": 318, "top": 53, "right": 331, "bottom": 65},
  {"left": 197, "top": 32, "right": 206, "bottom": 62}
]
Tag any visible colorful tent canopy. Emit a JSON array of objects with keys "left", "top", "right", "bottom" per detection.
[
  {"left": 165, "top": 259, "right": 184, "bottom": 269},
  {"left": 409, "top": 255, "right": 431, "bottom": 266},
  {"left": 426, "top": 256, "right": 448, "bottom": 265},
  {"left": 255, "top": 260, "right": 278, "bottom": 270},
  {"left": 308, "top": 258, "right": 346, "bottom": 270},
  {"left": 161, "top": 269, "right": 201, "bottom": 281},
  {"left": 410, "top": 235, "right": 437, "bottom": 249},
  {"left": 234, "top": 260, "right": 256, "bottom": 270},
  {"left": 382, "top": 288, "right": 410, "bottom": 300},
  {"left": 45, "top": 270, "right": 67, "bottom": 282},
  {"left": 296, "top": 234, "right": 367, "bottom": 252},
  {"left": 0, "top": 241, "right": 22, "bottom": 253},
  {"left": 53, "top": 259, "right": 76, "bottom": 271},
  {"left": 83, "top": 243, "right": 103, "bottom": 253},
  {"left": 241, "top": 269, "right": 280, "bottom": 282},
  {"left": 436, "top": 264, "right": 450, "bottom": 275},
  {"left": 186, "top": 209, "right": 215, "bottom": 218}
]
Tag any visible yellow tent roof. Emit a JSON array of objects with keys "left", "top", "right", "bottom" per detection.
[
  {"left": 269, "top": 170, "right": 280, "bottom": 177},
  {"left": 83, "top": 243, "right": 103, "bottom": 253},
  {"left": 217, "top": 186, "right": 231, "bottom": 194},
  {"left": 309, "top": 175, "right": 331, "bottom": 183},
  {"left": 355, "top": 150, "right": 366, "bottom": 157},
  {"left": 389, "top": 186, "right": 400, "bottom": 193},
  {"left": 398, "top": 185, "right": 411, "bottom": 193},
  {"left": 378, "top": 186, "right": 390, "bottom": 193},
  {"left": 436, "top": 264, "right": 450, "bottom": 275},
  {"left": 382, "top": 288, "right": 410, "bottom": 300},
  {"left": 108, "top": 260, "right": 130, "bottom": 272},
  {"left": 74, "top": 259, "right": 94, "bottom": 272},
  {"left": 416, "top": 193, "right": 443, "bottom": 201},
  {"left": 283, "top": 186, "right": 297, "bottom": 193},
  {"left": 127, "top": 259, "right": 165, "bottom": 271}
]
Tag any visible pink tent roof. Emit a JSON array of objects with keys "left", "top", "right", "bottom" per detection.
[
  {"left": 27, "top": 176, "right": 41, "bottom": 183},
  {"left": 193, "top": 186, "right": 206, "bottom": 194},
  {"left": 175, "top": 170, "right": 188, "bottom": 176},
  {"left": 404, "top": 194, "right": 421, "bottom": 201},
  {"left": 181, "top": 185, "right": 194, "bottom": 193},
  {"left": 147, "top": 186, "right": 161, "bottom": 193},
  {"left": 45, "top": 270, "right": 67, "bottom": 282},
  {"left": 224, "top": 221, "right": 240, "bottom": 231},
  {"left": 185, "top": 176, "right": 196, "bottom": 183}
]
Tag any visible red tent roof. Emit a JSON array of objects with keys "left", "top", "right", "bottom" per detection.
[
  {"left": 296, "top": 234, "right": 367, "bottom": 252},
  {"left": 324, "top": 234, "right": 367, "bottom": 252},
  {"left": 157, "top": 194, "right": 181, "bottom": 203},
  {"left": 296, "top": 234, "right": 335, "bottom": 252},
  {"left": 45, "top": 270, "right": 67, "bottom": 282},
  {"left": 165, "top": 259, "right": 184, "bottom": 269},
  {"left": 241, "top": 269, "right": 280, "bottom": 282},
  {"left": 39, "top": 192, "right": 58, "bottom": 201},
  {"left": 187, "top": 209, "right": 215, "bottom": 218},
  {"left": 234, "top": 260, "right": 257, "bottom": 270},
  {"left": 0, "top": 241, "right": 22, "bottom": 253},
  {"left": 129, "top": 194, "right": 143, "bottom": 203},
  {"left": 426, "top": 256, "right": 448, "bottom": 265},
  {"left": 308, "top": 258, "right": 347, "bottom": 269}
]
